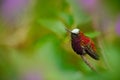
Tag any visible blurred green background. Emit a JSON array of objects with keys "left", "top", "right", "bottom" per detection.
[{"left": 0, "top": 0, "right": 120, "bottom": 80}]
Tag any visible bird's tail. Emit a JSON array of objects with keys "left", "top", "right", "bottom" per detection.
[
  {"left": 87, "top": 51, "right": 99, "bottom": 60},
  {"left": 85, "top": 46, "right": 99, "bottom": 60},
  {"left": 81, "top": 55, "right": 97, "bottom": 72}
]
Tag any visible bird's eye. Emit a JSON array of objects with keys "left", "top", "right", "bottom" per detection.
[{"left": 71, "top": 33, "right": 78, "bottom": 38}]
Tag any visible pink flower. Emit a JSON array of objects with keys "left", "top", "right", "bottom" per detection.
[
  {"left": 1, "top": 0, "right": 29, "bottom": 25},
  {"left": 21, "top": 70, "right": 43, "bottom": 80},
  {"left": 78, "top": 0, "right": 99, "bottom": 13}
]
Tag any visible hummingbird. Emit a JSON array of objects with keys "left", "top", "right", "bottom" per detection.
[{"left": 66, "top": 28, "right": 99, "bottom": 71}]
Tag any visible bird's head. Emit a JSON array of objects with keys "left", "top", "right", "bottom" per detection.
[
  {"left": 65, "top": 28, "right": 80, "bottom": 39},
  {"left": 71, "top": 28, "right": 80, "bottom": 38}
]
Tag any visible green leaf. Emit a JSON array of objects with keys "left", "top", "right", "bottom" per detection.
[
  {"left": 85, "top": 31, "right": 100, "bottom": 38},
  {"left": 59, "top": 12, "right": 74, "bottom": 26},
  {"left": 38, "top": 19, "right": 66, "bottom": 36},
  {"left": 66, "top": 0, "right": 90, "bottom": 25}
]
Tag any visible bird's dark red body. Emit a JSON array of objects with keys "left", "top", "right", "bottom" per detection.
[{"left": 71, "top": 31, "right": 99, "bottom": 60}]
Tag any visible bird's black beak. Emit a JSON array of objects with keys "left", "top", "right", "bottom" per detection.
[{"left": 65, "top": 28, "right": 71, "bottom": 33}]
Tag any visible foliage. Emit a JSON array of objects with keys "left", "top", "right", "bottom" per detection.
[{"left": 0, "top": 0, "right": 120, "bottom": 80}]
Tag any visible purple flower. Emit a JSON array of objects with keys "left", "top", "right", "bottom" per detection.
[
  {"left": 78, "top": 0, "right": 98, "bottom": 13},
  {"left": 2, "top": 0, "right": 28, "bottom": 12},
  {"left": 21, "top": 70, "right": 43, "bottom": 80},
  {"left": 1, "top": 0, "right": 29, "bottom": 25},
  {"left": 116, "top": 16, "right": 120, "bottom": 36}
]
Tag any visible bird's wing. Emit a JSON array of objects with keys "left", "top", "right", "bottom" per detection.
[
  {"left": 80, "top": 36, "right": 99, "bottom": 60},
  {"left": 84, "top": 41, "right": 99, "bottom": 60},
  {"left": 85, "top": 46, "right": 99, "bottom": 60}
]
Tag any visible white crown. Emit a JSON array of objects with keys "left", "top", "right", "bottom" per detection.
[{"left": 71, "top": 28, "right": 80, "bottom": 34}]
